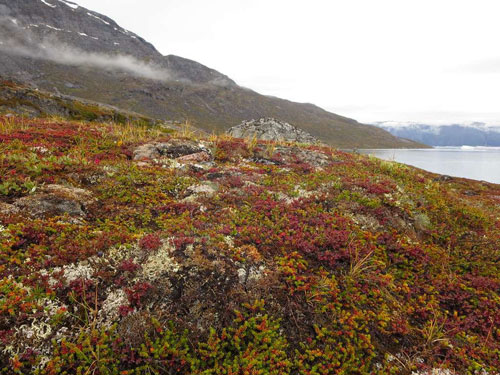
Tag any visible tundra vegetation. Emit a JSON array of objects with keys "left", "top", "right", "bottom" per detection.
[{"left": 0, "top": 114, "right": 499, "bottom": 374}]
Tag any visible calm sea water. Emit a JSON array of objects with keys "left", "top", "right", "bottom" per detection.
[{"left": 359, "top": 147, "right": 500, "bottom": 184}]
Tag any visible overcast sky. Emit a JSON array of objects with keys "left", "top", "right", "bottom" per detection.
[{"left": 75, "top": 0, "right": 500, "bottom": 125}]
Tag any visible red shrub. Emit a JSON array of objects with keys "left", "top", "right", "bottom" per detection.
[
  {"left": 119, "top": 259, "right": 141, "bottom": 273},
  {"left": 67, "top": 279, "right": 95, "bottom": 306},
  {"left": 118, "top": 304, "right": 134, "bottom": 317},
  {"left": 125, "top": 282, "right": 153, "bottom": 307},
  {"left": 224, "top": 175, "right": 244, "bottom": 188},
  {"left": 173, "top": 236, "right": 195, "bottom": 251},
  {"left": 139, "top": 233, "right": 162, "bottom": 251},
  {"left": 156, "top": 202, "right": 199, "bottom": 216}
]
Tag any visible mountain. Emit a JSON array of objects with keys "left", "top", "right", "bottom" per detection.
[
  {"left": 0, "top": 0, "right": 424, "bottom": 148},
  {"left": 375, "top": 121, "right": 500, "bottom": 147},
  {"left": 0, "top": 77, "right": 160, "bottom": 125}
]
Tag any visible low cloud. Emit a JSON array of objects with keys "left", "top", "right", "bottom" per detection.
[
  {"left": 453, "top": 58, "right": 500, "bottom": 75},
  {"left": 0, "top": 17, "right": 171, "bottom": 81}
]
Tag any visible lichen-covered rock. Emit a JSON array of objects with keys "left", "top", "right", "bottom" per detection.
[
  {"left": 237, "top": 265, "right": 266, "bottom": 285},
  {"left": 176, "top": 151, "right": 212, "bottom": 164},
  {"left": 227, "top": 117, "right": 320, "bottom": 144},
  {"left": 133, "top": 139, "right": 212, "bottom": 161},
  {"left": 13, "top": 184, "right": 95, "bottom": 218},
  {"left": 414, "top": 212, "right": 432, "bottom": 231},
  {"left": 0, "top": 202, "right": 19, "bottom": 215},
  {"left": 185, "top": 182, "right": 219, "bottom": 197}
]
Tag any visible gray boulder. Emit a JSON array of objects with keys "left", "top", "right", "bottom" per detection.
[
  {"left": 227, "top": 118, "right": 319, "bottom": 144},
  {"left": 133, "top": 139, "right": 212, "bottom": 161},
  {"left": 13, "top": 184, "right": 95, "bottom": 218}
]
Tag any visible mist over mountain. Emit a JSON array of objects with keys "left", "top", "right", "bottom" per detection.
[
  {"left": 0, "top": 0, "right": 422, "bottom": 148},
  {"left": 0, "top": 0, "right": 233, "bottom": 84},
  {"left": 375, "top": 121, "right": 500, "bottom": 147}
]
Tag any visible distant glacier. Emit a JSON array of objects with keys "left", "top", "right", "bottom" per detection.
[{"left": 373, "top": 122, "right": 500, "bottom": 147}]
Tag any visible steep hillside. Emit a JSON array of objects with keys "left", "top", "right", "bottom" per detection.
[
  {"left": 0, "top": 78, "right": 159, "bottom": 126},
  {"left": 0, "top": 0, "right": 424, "bottom": 148},
  {"left": 0, "top": 116, "right": 499, "bottom": 374}
]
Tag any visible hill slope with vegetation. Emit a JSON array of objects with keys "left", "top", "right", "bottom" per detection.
[
  {"left": 0, "top": 78, "right": 154, "bottom": 125},
  {"left": 0, "top": 115, "right": 498, "bottom": 374},
  {"left": 0, "top": 0, "right": 424, "bottom": 149}
]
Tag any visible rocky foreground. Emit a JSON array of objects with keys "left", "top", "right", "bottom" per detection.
[{"left": 0, "top": 116, "right": 499, "bottom": 374}]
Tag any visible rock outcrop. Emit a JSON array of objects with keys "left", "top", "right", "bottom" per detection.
[
  {"left": 133, "top": 139, "right": 212, "bottom": 161},
  {"left": 227, "top": 118, "right": 320, "bottom": 144},
  {"left": 13, "top": 184, "right": 95, "bottom": 218}
]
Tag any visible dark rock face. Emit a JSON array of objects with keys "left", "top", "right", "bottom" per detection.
[
  {"left": 133, "top": 139, "right": 212, "bottom": 161},
  {"left": 13, "top": 184, "right": 95, "bottom": 218},
  {"left": 228, "top": 118, "right": 320, "bottom": 144}
]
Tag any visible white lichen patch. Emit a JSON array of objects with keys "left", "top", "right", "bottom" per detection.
[
  {"left": 31, "top": 146, "right": 50, "bottom": 154},
  {"left": 293, "top": 184, "right": 317, "bottom": 198},
  {"left": 237, "top": 265, "right": 266, "bottom": 285},
  {"left": 182, "top": 182, "right": 219, "bottom": 203},
  {"left": 237, "top": 268, "right": 246, "bottom": 284},
  {"left": 411, "top": 369, "right": 455, "bottom": 375},
  {"left": 59, "top": 261, "right": 94, "bottom": 283},
  {"left": 136, "top": 242, "right": 179, "bottom": 281},
  {"left": 101, "top": 165, "right": 119, "bottom": 177},
  {"left": 275, "top": 184, "right": 318, "bottom": 204},
  {"left": 12, "top": 297, "right": 68, "bottom": 358},
  {"left": 275, "top": 191, "right": 292, "bottom": 203},
  {"left": 40, "top": 257, "right": 99, "bottom": 287},
  {"left": 18, "top": 320, "right": 52, "bottom": 341},
  {"left": 153, "top": 158, "right": 184, "bottom": 170},
  {"left": 223, "top": 236, "right": 235, "bottom": 248},
  {"left": 107, "top": 243, "right": 138, "bottom": 264},
  {"left": 98, "top": 288, "right": 128, "bottom": 326},
  {"left": 351, "top": 213, "right": 382, "bottom": 231}
]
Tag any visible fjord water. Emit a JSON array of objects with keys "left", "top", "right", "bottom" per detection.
[{"left": 360, "top": 147, "right": 500, "bottom": 184}]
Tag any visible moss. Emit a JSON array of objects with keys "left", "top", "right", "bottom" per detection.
[{"left": 0, "top": 115, "right": 499, "bottom": 374}]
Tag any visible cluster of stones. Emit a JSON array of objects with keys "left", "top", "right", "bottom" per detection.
[{"left": 227, "top": 117, "right": 320, "bottom": 144}]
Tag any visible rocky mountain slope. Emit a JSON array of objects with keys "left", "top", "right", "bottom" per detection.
[
  {"left": 375, "top": 122, "right": 500, "bottom": 147},
  {"left": 0, "top": 114, "right": 499, "bottom": 374},
  {"left": 0, "top": 78, "right": 157, "bottom": 125},
  {"left": 0, "top": 0, "right": 424, "bottom": 148}
]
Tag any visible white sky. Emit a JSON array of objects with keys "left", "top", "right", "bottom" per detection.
[{"left": 75, "top": 0, "right": 500, "bottom": 125}]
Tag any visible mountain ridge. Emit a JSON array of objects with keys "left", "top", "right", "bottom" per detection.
[{"left": 0, "top": 0, "right": 425, "bottom": 148}]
